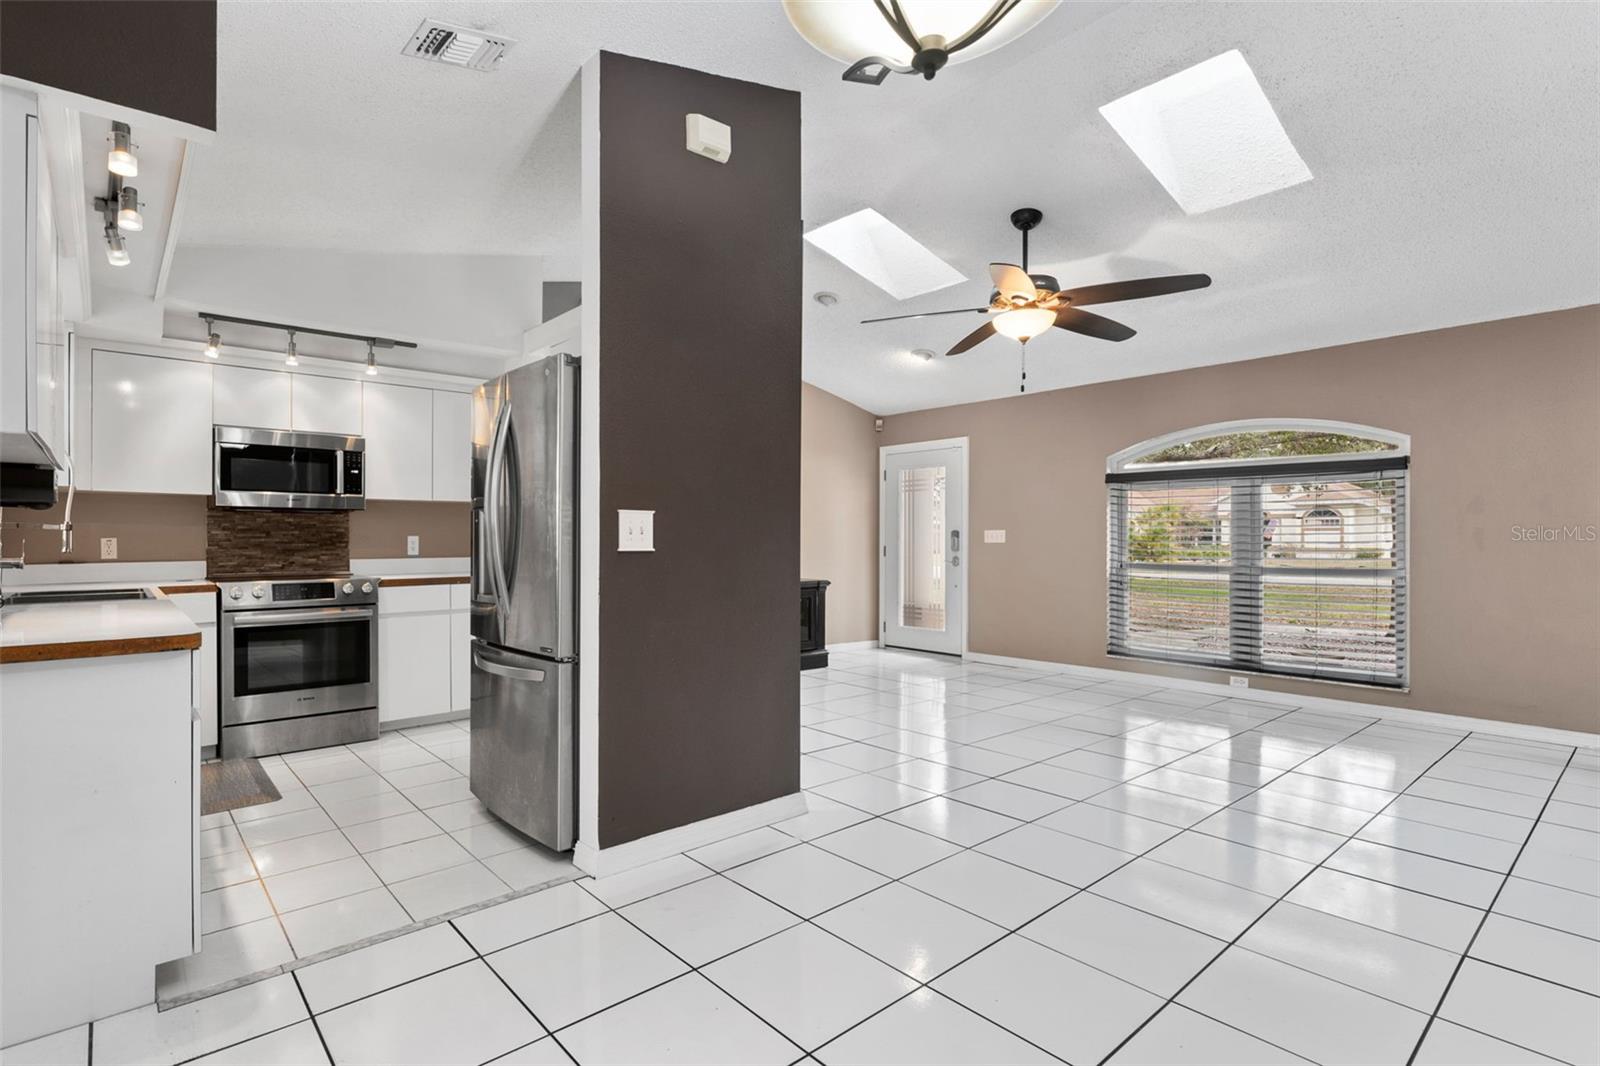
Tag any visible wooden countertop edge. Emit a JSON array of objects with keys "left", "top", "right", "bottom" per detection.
[
  {"left": 1, "top": 631, "right": 203, "bottom": 664},
  {"left": 379, "top": 576, "right": 470, "bottom": 587},
  {"left": 159, "top": 583, "right": 220, "bottom": 595}
]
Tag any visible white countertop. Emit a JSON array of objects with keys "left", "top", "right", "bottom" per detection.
[{"left": 0, "top": 591, "right": 199, "bottom": 657}]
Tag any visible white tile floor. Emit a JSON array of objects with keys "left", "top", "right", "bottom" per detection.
[
  {"left": 159, "top": 719, "right": 578, "bottom": 1002},
  {"left": 6, "top": 648, "right": 1598, "bottom": 1066}
]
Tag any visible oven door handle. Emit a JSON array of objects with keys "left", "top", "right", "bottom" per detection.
[
  {"left": 472, "top": 645, "right": 546, "bottom": 684},
  {"left": 229, "top": 606, "right": 375, "bottom": 627}
]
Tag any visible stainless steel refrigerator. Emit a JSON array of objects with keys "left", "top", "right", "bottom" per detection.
[{"left": 469, "top": 353, "right": 578, "bottom": 852}]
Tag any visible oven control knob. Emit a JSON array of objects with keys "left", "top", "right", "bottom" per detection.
[
  {"left": 228, "top": 586, "right": 243, "bottom": 600},
  {"left": 251, "top": 584, "right": 266, "bottom": 599},
  {"left": 361, "top": 581, "right": 374, "bottom": 594},
  {"left": 342, "top": 582, "right": 354, "bottom": 595}
]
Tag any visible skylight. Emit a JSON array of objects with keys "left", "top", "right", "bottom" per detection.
[
  {"left": 803, "top": 208, "right": 966, "bottom": 300},
  {"left": 1100, "top": 49, "right": 1312, "bottom": 215}
]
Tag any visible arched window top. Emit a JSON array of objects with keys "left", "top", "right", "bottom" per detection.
[{"left": 1108, "top": 419, "right": 1409, "bottom": 474}]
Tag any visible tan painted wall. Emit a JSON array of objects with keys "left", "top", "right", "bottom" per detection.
[
  {"left": 0, "top": 493, "right": 468, "bottom": 565},
  {"left": 801, "top": 383, "right": 880, "bottom": 644},
  {"left": 881, "top": 306, "right": 1600, "bottom": 734}
]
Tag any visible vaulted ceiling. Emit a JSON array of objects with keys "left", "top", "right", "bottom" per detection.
[{"left": 180, "top": 1, "right": 1599, "bottom": 412}]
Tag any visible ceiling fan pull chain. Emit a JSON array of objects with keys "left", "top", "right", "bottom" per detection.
[{"left": 1020, "top": 342, "right": 1028, "bottom": 392}]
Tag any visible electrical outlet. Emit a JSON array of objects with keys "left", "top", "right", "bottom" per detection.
[
  {"left": 100, "top": 537, "right": 118, "bottom": 560},
  {"left": 406, "top": 535, "right": 420, "bottom": 557},
  {"left": 618, "top": 509, "right": 655, "bottom": 552},
  {"left": 984, "top": 529, "right": 1007, "bottom": 543},
  {"left": 1230, "top": 675, "right": 1250, "bottom": 688}
]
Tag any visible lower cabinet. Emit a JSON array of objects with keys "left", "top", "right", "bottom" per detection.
[
  {"left": 378, "top": 582, "right": 471, "bottom": 726},
  {"left": 167, "top": 591, "right": 219, "bottom": 751}
]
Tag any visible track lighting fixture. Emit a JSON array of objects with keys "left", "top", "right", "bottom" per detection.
[
  {"left": 195, "top": 313, "right": 418, "bottom": 373},
  {"left": 108, "top": 121, "right": 138, "bottom": 178},
  {"left": 116, "top": 185, "right": 143, "bottom": 232},
  {"left": 104, "top": 229, "right": 130, "bottom": 267}
]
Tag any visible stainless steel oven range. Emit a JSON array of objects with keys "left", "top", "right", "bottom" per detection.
[{"left": 219, "top": 574, "right": 380, "bottom": 757}]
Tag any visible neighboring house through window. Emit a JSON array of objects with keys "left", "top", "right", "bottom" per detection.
[{"left": 1106, "top": 420, "right": 1409, "bottom": 687}]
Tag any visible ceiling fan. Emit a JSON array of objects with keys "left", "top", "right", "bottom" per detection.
[{"left": 863, "top": 208, "right": 1212, "bottom": 390}]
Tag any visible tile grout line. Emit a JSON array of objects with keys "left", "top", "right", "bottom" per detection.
[
  {"left": 1092, "top": 724, "right": 1477, "bottom": 1065},
  {"left": 1402, "top": 744, "right": 1580, "bottom": 1066},
  {"left": 290, "top": 969, "right": 336, "bottom": 1066}
]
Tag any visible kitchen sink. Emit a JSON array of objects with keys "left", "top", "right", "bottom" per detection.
[{"left": 1, "top": 587, "right": 155, "bottom": 607}]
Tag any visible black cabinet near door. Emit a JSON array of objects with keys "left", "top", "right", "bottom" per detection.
[{"left": 801, "top": 579, "right": 830, "bottom": 670}]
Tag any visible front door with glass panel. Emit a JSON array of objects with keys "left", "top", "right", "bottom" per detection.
[{"left": 881, "top": 440, "right": 966, "bottom": 655}]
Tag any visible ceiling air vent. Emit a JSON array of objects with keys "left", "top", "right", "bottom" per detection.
[{"left": 402, "top": 19, "right": 515, "bottom": 72}]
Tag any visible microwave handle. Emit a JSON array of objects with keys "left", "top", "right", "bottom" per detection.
[{"left": 336, "top": 451, "right": 345, "bottom": 496}]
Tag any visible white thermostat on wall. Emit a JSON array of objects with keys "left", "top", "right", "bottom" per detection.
[
  {"left": 685, "top": 113, "right": 731, "bottom": 163},
  {"left": 618, "top": 509, "right": 655, "bottom": 552}
]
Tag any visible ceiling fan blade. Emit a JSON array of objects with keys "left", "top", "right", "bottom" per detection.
[
  {"left": 1054, "top": 307, "right": 1136, "bottom": 342},
  {"left": 989, "top": 263, "right": 1037, "bottom": 304},
  {"left": 1059, "top": 273, "right": 1212, "bottom": 306},
  {"left": 946, "top": 321, "right": 997, "bottom": 356},
  {"left": 860, "top": 307, "right": 990, "bottom": 324}
]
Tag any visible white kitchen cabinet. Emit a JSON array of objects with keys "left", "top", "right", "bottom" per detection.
[
  {"left": 167, "top": 591, "right": 220, "bottom": 751},
  {"left": 431, "top": 390, "right": 472, "bottom": 502},
  {"left": 91, "top": 350, "right": 212, "bottom": 494},
  {"left": 450, "top": 613, "right": 470, "bottom": 713},
  {"left": 293, "top": 375, "right": 363, "bottom": 436},
  {"left": 380, "top": 613, "right": 452, "bottom": 723},
  {"left": 213, "top": 364, "right": 290, "bottom": 430},
  {"left": 362, "top": 381, "right": 433, "bottom": 500},
  {"left": 1, "top": 87, "right": 68, "bottom": 471}
]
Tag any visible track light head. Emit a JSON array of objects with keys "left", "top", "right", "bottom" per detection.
[
  {"left": 203, "top": 318, "right": 221, "bottom": 358},
  {"left": 365, "top": 340, "right": 378, "bottom": 376},
  {"left": 105, "top": 231, "right": 130, "bottom": 266},
  {"left": 108, "top": 121, "right": 138, "bottom": 178},
  {"left": 116, "top": 185, "right": 143, "bottom": 232},
  {"left": 284, "top": 331, "right": 299, "bottom": 367}
]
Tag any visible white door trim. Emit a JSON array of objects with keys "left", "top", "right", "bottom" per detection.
[{"left": 879, "top": 436, "right": 970, "bottom": 657}]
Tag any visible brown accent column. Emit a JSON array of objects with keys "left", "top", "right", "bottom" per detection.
[{"left": 595, "top": 53, "right": 801, "bottom": 847}]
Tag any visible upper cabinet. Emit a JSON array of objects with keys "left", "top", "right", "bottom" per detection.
[
  {"left": 362, "top": 381, "right": 433, "bottom": 500},
  {"left": 213, "top": 365, "right": 290, "bottom": 430},
  {"left": 431, "top": 391, "right": 472, "bottom": 502},
  {"left": 91, "top": 351, "right": 212, "bottom": 494},
  {"left": 0, "top": 88, "right": 69, "bottom": 471},
  {"left": 292, "top": 376, "right": 362, "bottom": 436}
]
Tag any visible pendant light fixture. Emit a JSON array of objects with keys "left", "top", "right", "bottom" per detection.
[
  {"left": 203, "top": 317, "right": 222, "bottom": 358},
  {"left": 365, "top": 340, "right": 379, "bottom": 376},
  {"left": 284, "top": 331, "right": 299, "bottom": 367},
  {"left": 784, "top": 0, "right": 1058, "bottom": 85},
  {"left": 108, "top": 121, "right": 138, "bottom": 178}
]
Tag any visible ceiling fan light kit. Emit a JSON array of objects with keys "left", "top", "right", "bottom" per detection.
[
  {"left": 862, "top": 208, "right": 1213, "bottom": 391},
  {"left": 784, "top": 0, "right": 1059, "bottom": 85}
]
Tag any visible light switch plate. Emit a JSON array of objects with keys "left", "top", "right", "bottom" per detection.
[
  {"left": 406, "top": 535, "right": 420, "bottom": 557},
  {"left": 1230, "top": 675, "right": 1250, "bottom": 688},
  {"left": 984, "top": 529, "right": 1007, "bottom": 543},
  {"left": 100, "top": 537, "right": 118, "bottom": 560},
  {"left": 618, "top": 509, "right": 655, "bottom": 552}
]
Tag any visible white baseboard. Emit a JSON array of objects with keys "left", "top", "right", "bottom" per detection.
[
  {"left": 573, "top": 791, "right": 807, "bottom": 878},
  {"left": 828, "top": 641, "right": 881, "bottom": 652},
  {"left": 963, "top": 652, "right": 1600, "bottom": 750}
]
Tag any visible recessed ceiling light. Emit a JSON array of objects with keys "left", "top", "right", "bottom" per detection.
[
  {"left": 1100, "top": 49, "right": 1312, "bottom": 215},
  {"left": 804, "top": 208, "right": 965, "bottom": 301},
  {"left": 813, "top": 291, "right": 839, "bottom": 306},
  {"left": 909, "top": 348, "right": 936, "bottom": 362}
]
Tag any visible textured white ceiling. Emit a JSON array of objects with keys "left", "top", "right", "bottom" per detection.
[{"left": 184, "top": 1, "right": 1599, "bottom": 413}]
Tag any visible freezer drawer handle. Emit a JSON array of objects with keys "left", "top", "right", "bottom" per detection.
[{"left": 473, "top": 647, "right": 546, "bottom": 684}]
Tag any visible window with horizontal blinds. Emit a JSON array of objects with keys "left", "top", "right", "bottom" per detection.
[{"left": 1108, "top": 456, "right": 1408, "bottom": 687}]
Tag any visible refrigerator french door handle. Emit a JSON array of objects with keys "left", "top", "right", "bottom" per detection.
[
  {"left": 473, "top": 645, "right": 547, "bottom": 683},
  {"left": 484, "top": 397, "right": 512, "bottom": 613}
]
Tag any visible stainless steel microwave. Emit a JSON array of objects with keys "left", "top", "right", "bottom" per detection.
[{"left": 213, "top": 425, "right": 365, "bottom": 510}]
